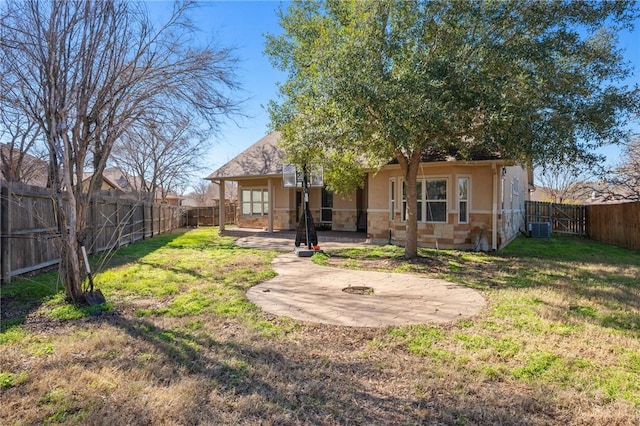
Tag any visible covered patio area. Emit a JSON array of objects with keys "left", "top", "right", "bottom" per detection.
[{"left": 222, "top": 228, "right": 370, "bottom": 250}]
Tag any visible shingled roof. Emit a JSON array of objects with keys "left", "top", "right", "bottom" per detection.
[
  {"left": 206, "top": 130, "right": 507, "bottom": 181},
  {"left": 206, "top": 131, "right": 283, "bottom": 180}
]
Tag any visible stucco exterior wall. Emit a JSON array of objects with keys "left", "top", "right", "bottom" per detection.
[
  {"left": 231, "top": 161, "right": 528, "bottom": 249},
  {"left": 497, "top": 165, "right": 529, "bottom": 249},
  {"left": 367, "top": 162, "right": 529, "bottom": 250},
  {"left": 236, "top": 177, "right": 358, "bottom": 231}
]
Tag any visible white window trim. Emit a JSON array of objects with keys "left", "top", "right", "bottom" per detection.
[
  {"left": 457, "top": 175, "right": 471, "bottom": 224},
  {"left": 389, "top": 178, "right": 396, "bottom": 222},
  {"left": 241, "top": 187, "right": 269, "bottom": 216},
  {"left": 401, "top": 176, "right": 449, "bottom": 223}
]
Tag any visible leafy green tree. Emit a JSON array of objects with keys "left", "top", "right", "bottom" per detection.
[{"left": 266, "top": 0, "right": 639, "bottom": 258}]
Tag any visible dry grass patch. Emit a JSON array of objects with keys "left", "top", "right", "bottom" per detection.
[
  {"left": 320, "top": 236, "right": 640, "bottom": 417},
  {"left": 1, "top": 229, "right": 639, "bottom": 424}
]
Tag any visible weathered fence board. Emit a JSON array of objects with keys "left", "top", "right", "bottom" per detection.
[
  {"left": 184, "top": 205, "right": 236, "bottom": 227},
  {"left": 586, "top": 201, "right": 640, "bottom": 251},
  {"left": 1, "top": 183, "right": 60, "bottom": 282},
  {"left": 525, "top": 201, "right": 586, "bottom": 236},
  {"left": 0, "top": 182, "right": 182, "bottom": 283}
]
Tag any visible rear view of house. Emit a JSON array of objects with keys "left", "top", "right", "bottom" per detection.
[{"left": 207, "top": 131, "right": 531, "bottom": 250}]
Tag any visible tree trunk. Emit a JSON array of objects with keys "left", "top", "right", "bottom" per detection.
[
  {"left": 52, "top": 176, "right": 85, "bottom": 302},
  {"left": 397, "top": 149, "right": 422, "bottom": 259},
  {"left": 59, "top": 236, "right": 84, "bottom": 302},
  {"left": 57, "top": 131, "right": 86, "bottom": 302}
]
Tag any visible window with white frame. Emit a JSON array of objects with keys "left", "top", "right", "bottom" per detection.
[
  {"left": 321, "top": 187, "right": 333, "bottom": 222},
  {"left": 389, "top": 179, "right": 396, "bottom": 220},
  {"left": 425, "top": 179, "right": 447, "bottom": 222},
  {"left": 241, "top": 188, "right": 268, "bottom": 216},
  {"left": 401, "top": 178, "right": 448, "bottom": 223},
  {"left": 458, "top": 177, "right": 469, "bottom": 224},
  {"left": 402, "top": 181, "right": 407, "bottom": 221}
]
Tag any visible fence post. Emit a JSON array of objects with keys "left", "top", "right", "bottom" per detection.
[
  {"left": 1, "top": 184, "right": 11, "bottom": 284},
  {"left": 126, "top": 202, "right": 136, "bottom": 244},
  {"left": 90, "top": 195, "right": 98, "bottom": 254},
  {"left": 143, "top": 201, "right": 147, "bottom": 240}
]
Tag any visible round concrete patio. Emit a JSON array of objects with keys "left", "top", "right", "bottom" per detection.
[{"left": 237, "top": 235, "right": 486, "bottom": 328}]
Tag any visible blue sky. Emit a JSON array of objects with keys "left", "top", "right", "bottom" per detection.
[
  {"left": 150, "top": 1, "right": 639, "bottom": 185},
  {"left": 173, "top": 1, "right": 289, "bottom": 178}
]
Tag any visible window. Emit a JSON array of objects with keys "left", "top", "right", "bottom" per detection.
[
  {"left": 458, "top": 177, "right": 469, "bottom": 224},
  {"left": 511, "top": 177, "right": 520, "bottom": 209},
  {"left": 402, "top": 181, "right": 406, "bottom": 221},
  {"left": 417, "top": 180, "right": 424, "bottom": 222},
  {"left": 321, "top": 188, "right": 333, "bottom": 222},
  {"left": 401, "top": 178, "right": 448, "bottom": 223},
  {"left": 389, "top": 179, "right": 395, "bottom": 220},
  {"left": 241, "top": 188, "right": 268, "bottom": 216},
  {"left": 425, "top": 179, "right": 447, "bottom": 222}
]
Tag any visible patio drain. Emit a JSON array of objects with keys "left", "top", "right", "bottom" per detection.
[{"left": 342, "top": 286, "right": 374, "bottom": 295}]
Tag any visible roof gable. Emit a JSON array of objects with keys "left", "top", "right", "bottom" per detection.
[
  {"left": 207, "top": 131, "right": 283, "bottom": 180},
  {"left": 0, "top": 142, "right": 49, "bottom": 187},
  {"left": 206, "top": 130, "right": 512, "bottom": 180}
]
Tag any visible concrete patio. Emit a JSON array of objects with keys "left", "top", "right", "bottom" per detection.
[{"left": 233, "top": 231, "right": 487, "bottom": 328}]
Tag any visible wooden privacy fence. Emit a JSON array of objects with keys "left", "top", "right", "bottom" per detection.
[
  {"left": 183, "top": 204, "right": 236, "bottom": 227},
  {"left": 525, "top": 201, "right": 586, "bottom": 236},
  {"left": 1, "top": 182, "right": 182, "bottom": 283},
  {"left": 586, "top": 201, "right": 640, "bottom": 251}
]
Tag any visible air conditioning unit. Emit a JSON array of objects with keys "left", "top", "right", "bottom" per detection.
[{"left": 528, "top": 222, "right": 551, "bottom": 238}]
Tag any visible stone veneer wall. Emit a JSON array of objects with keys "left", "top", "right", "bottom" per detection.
[
  {"left": 237, "top": 210, "right": 297, "bottom": 230},
  {"left": 237, "top": 214, "right": 268, "bottom": 229},
  {"left": 237, "top": 208, "right": 361, "bottom": 232},
  {"left": 273, "top": 209, "right": 295, "bottom": 230},
  {"left": 331, "top": 209, "right": 358, "bottom": 232},
  {"left": 368, "top": 210, "right": 495, "bottom": 250}
]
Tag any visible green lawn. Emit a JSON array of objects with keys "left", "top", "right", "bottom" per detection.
[
  {"left": 320, "top": 236, "right": 640, "bottom": 406},
  {"left": 1, "top": 228, "right": 638, "bottom": 424}
]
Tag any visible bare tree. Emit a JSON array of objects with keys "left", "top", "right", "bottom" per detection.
[
  {"left": 0, "top": 120, "right": 47, "bottom": 185},
  {"left": 535, "top": 164, "right": 590, "bottom": 204},
  {"left": 0, "top": 53, "right": 47, "bottom": 184},
  {"left": 189, "top": 179, "right": 237, "bottom": 206},
  {"left": 110, "top": 109, "right": 207, "bottom": 203},
  {"left": 596, "top": 137, "right": 640, "bottom": 202},
  {"left": 190, "top": 180, "right": 213, "bottom": 206},
  {"left": 0, "top": 0, "right": 240, "bottom": 302}
]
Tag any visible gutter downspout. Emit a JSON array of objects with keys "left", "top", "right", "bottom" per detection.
[{"left": 492, "top": 163, "right": 498, "bottom": 251}]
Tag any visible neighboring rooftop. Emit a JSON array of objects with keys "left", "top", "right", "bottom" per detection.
[{"left": 0, "top": 142, "right": 49, "bottom": 187}]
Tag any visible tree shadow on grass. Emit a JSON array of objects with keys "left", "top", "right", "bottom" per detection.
[
  {"left": 0, "top": 230, "right": 193, "bottom": 330},
  {"left": 325, "top": 236, "right": 640, "bottom": 335},
  {"left": 3, "top": 308, "right": 636, "bottom": 424},
  {"left": 0, "top": 270, "right": 65, "bottom": 331},
  {"left": 98, "top": 313, "right": 566, "bottom": 425}
]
